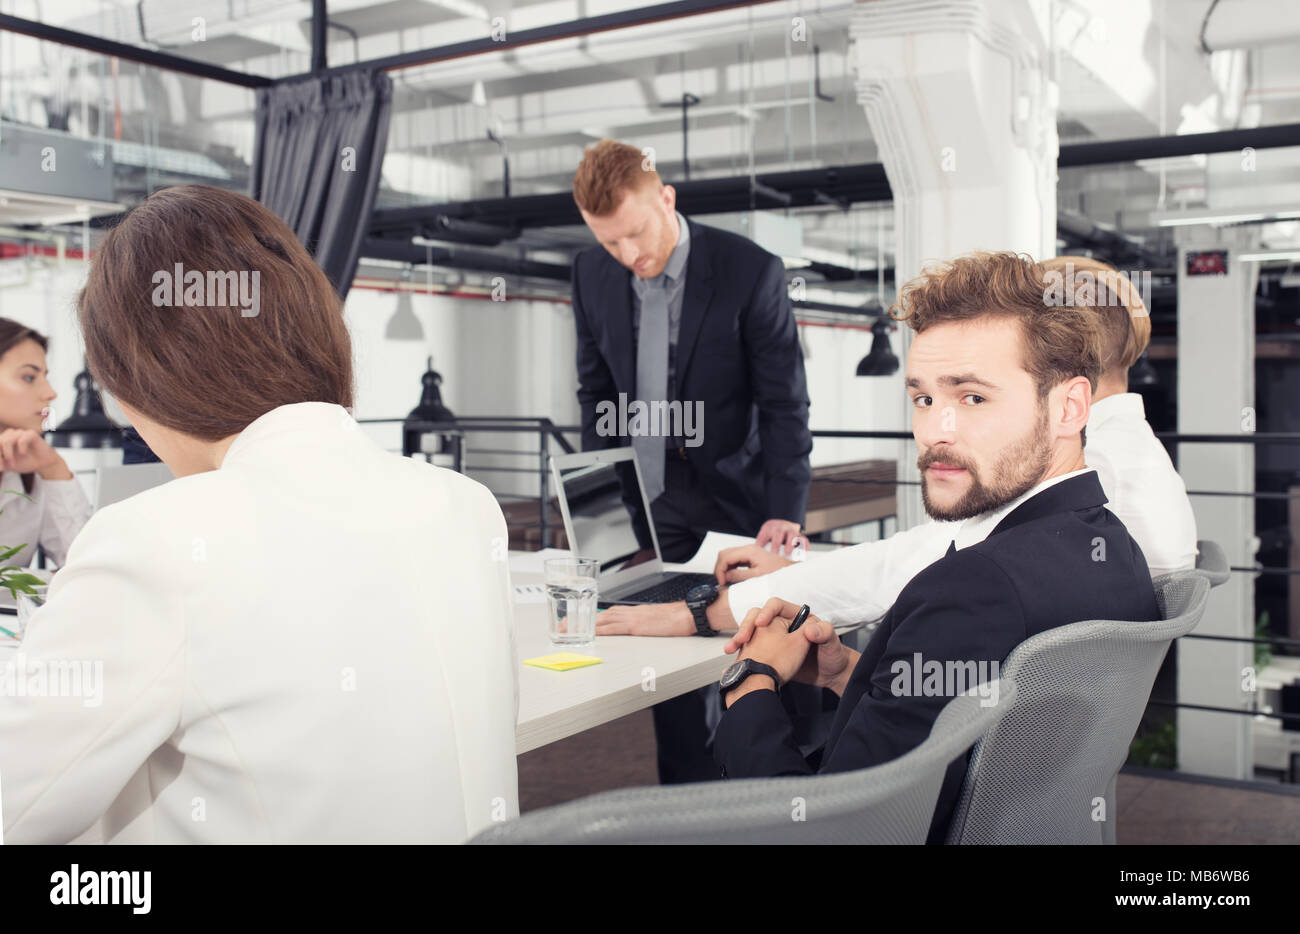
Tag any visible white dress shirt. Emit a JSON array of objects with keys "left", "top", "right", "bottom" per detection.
[
  {"left": 0, "top": 471, "right": 92, "bottom": 568},
  {"left": 0, "top": 402, "right": 519, "bottom": 843},
  {"left": 1084, "top": 393, "right": 1198, "bottom": 577},
  {"left": 729, "top": 394, "right": 1198, "bottom": 625}
]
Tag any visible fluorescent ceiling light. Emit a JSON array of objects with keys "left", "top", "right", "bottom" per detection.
[
  {"left": 1154, "top": 208, "right": 1300, "bottom": 227},
  {"left": 422, "top": 0, "right": 490, "bottom": 19},
  {"left": 1239, "top": 251, "right": 1300, "bottom": 263}
]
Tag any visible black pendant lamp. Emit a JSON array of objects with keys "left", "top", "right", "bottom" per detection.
[
  {"left": 406, "top": 357, "right": 454, "bottom": 424},
  {"left": 402, "top": 357, "right": 459, "bottom": 463},
  {"left": 856, "top": 319, "right": 900, "bottom": 377},
  {"left": 52, "top": 364, "right": 122, "bottom": 448}
]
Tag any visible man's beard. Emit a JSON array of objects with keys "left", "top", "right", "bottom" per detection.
[{"left": 919, "top": 401, "right": 1052, "bottom": 522}]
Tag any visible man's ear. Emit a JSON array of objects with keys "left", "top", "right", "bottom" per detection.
[
  {"left": 662, "top": 184, "right": 676, "bottom": 212},
  {"left": 1055, "top": 375, "right": 1092, "bottom": 439}
]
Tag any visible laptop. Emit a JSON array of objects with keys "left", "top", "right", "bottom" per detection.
[
  {"left": 96, "top": 462, "right": 174, "bottom": 509},
  {"left": 549, "top": 448, "right": 716, "bottom": 606}
]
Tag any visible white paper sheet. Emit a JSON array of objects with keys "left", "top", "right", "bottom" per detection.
[{"left": 667, "top": 530, "right": 760, "bottom": 573}]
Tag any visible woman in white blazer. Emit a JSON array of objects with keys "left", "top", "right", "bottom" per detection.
[
  {"left": 0, "top": 185, "right": 519, "bottom": 844},
  {"left": 0, "top": 320, "right": 92, "bottom": 568}
]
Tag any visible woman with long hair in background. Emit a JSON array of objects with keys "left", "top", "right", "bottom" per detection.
[{"left": 0, "top": 320, "right": 92, "bottom": 567}]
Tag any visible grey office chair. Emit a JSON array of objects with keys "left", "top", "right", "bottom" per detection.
[
  {"left": 1194, "top": 539, "right": 1230, "bottom": 588},
  {"left": 471, "top": 679, "right": 1017, "bottom": 844},
  {"left": 944, "top": 571, "right": 1210, "bottom": 845}
]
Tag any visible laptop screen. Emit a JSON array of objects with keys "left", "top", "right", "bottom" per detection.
[{"left": 554, "top": 460, "right": 645, "bottom": 575}]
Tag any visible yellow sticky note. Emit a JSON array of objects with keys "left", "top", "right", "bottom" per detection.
[{"left": 523, "top": 652, "right": 602, "bottom": 671}]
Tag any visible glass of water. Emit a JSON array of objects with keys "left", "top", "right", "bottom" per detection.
[
  {"left": 544, "top": 557, "right": 599, "bottom": 651},
  {"left": 14, "top": 587, "right": 47, "bottom": 642}
]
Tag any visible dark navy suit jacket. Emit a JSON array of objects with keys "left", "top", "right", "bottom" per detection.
[
  {"left": 712, "top": 471, "right": 1159, "bottom": 843},
  {"left": 571, "top": 218, "right": 812, "bottom": 540}
]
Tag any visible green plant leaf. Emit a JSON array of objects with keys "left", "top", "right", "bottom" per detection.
[
  {"left": 0, "top": 573, "right": 44, "bottom": 595},
  {"left": 0, "top": 544, "right": 26, "bottom": 562}
]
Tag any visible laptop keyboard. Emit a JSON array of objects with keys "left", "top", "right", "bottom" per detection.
[{"left": 615, "top": 573, "right": 717, "bottom": 605}]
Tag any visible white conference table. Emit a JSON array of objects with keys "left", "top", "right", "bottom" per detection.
[
  {"left": 512, "top": 567, "right": 734, "bottom": 754},
  {"left": 0, "top": 560, "right": 744, "bottom": 758}
]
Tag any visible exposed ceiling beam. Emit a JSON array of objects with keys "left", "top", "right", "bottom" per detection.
[{"left": 0, "top": 12, "right": 272, "bottom": 88}]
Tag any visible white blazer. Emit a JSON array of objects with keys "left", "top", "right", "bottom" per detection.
[
  {"left": 727, "top": 393, "right": 1199, "bottom": 626},
  {"left": 0, "top": 470, "right": 93, "bottom": 568},
  {"left": 0, "top": 402, "right": 519, "bottom": 843}
]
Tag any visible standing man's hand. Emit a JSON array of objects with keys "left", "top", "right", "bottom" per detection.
[{"left": 755, "top": 519, "right": 808, "bottom": 557}]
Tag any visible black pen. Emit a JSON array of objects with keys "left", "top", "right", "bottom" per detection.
[{"left": 787, "top": 604, "right": 811, "bottom": 634}]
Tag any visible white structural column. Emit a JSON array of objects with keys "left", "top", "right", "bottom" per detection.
[
  {"left": 849, "top": 0, "right": 1058, "bottom": 528},
  {"left": 1175, "top": 227, "right": 1259, "bottom": 780}
]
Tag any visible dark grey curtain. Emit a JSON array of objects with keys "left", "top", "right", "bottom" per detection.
[{"left": 251, "top": 70, "right": 392, "bottom": 298}]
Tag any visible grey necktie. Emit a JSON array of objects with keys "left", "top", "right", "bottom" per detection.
[{"left": 635, "top": 277, "right": 670, "bottom": 503}]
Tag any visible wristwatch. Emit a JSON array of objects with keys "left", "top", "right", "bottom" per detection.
[
  {"left": 718, "top": 658, "right": 781, "bottom": 701},
  {"left": 685, "top": 582, "right": 719, "bottom": 637}
]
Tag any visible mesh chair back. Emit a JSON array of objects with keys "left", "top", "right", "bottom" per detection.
[
  {"left": 944, "top": 572, "right": 1209, "bottom": 844},
  {"left": 472, "top": 680, "right": 1017, "bottom": 844}
]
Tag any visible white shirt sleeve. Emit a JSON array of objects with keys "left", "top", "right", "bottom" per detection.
[
  {"left": 0, "top": 508, "right": 185, "bottom": 843},
  {"left": 35, "top": 476, "right": 93, "bottom": 568},
  {"left": 726, "top": 519, "right": 956, "bottom": 626}
]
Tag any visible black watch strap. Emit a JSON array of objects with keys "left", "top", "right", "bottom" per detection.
[
  {"left": 686, "top": 583, "right": 719, "bottom": 637},
  {"left": 689, "top": 600, "right": 715, "bottom": 637},
  {"left": 719, "top": 660, "right": 782, "bottom": 701}
]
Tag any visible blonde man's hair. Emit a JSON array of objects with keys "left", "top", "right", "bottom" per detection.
[{"left": 1041, "top": 255, "right": 1151, "bottom": 376}]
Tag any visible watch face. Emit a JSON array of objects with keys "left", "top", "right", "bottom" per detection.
[
  {"left": 719, "top": 660, "right": 746, "bottom": 689},
  {"left": 686, "top": 582, "right": 718, "bottom": 608}
]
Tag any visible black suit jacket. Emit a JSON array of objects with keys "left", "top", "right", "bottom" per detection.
[
  {"left": 571, "top": 218, "right": 812, "bottom": 540},
  {"left": 712, "top": 471, "right": 1159, "bottom": 843}
]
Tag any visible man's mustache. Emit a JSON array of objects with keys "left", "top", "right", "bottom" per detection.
[{"left": 917, "top": 452, "right": 976, "bottom": 473}]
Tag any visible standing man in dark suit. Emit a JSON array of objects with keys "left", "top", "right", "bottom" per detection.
[
  {"left": 569, "top": 139, "right": 812, "bottom": 782},
  {"left": 714, "top": 251, "right": 1160, "bottom": 842}
]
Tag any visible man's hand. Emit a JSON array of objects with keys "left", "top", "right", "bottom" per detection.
[
  {"left": 0, "top": 429, "right": 72, "bottom": 480},
  {"left": 755, "top": 519, "right": 807, "bottom": 557},
  {"left": 725, "top": 597, "right": 858, "bottom": 696},
  {"left": 595, "top": 602, "right": 694, "bottom": 637},
  {"left": 714, "top": 543, "right": 794, "bottom": 585}
]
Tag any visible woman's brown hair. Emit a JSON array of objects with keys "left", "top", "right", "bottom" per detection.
[
  {"left": 0, "top": 319, "right": 50, "bottom": 494},
  {"left": 0, "top": 319, "right": 48, "bottom": 364},
  {"left": 77, "top": 184, "right": 354, "bottom": 442}
]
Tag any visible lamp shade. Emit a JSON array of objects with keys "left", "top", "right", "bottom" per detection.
[
  {"left": 385, "top": 289, "right": 424, "bottom": 341},
  {"left": 51, "top": 365, "right": 122, "bottom": 448},
  {"left": 855, "top": 319, "right": 900, "bottom": 377},
  {"left": 406, "top": 357, "right": 454, "bottom": 424}
]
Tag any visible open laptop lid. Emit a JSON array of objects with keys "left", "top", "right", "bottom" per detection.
[
  {"left": 95, "top": 462, "right": 175, "bottom": 509},
  {"left": 549, "top": 448, "right": 664, "bottom": 597}
]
